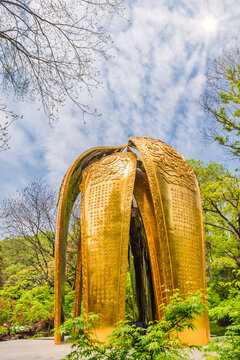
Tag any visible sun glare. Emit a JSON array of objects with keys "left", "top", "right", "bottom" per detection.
[{"left": 201, "top": 15, "right": 218, "bottom": 34}]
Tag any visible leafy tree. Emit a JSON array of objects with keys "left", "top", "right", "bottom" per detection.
[
  {"left": 208, "top": 270, "right": 240, "bottom": 329},
  {"left": 0, "top": 0, "right": 123, "bottom": 150},
  {"left": 0, "top": 178, "right": 57, "bottom": 286},
  {"left": 0, "top": 282, "right": 75, "bottom": 337},
  {"left": 189, "top": 160, "right": 240, "bottom": 271},
  {"left": 189, "top": 159, "right": 240, "bottom": 329},
  {"left": 204, "top": 278, "right": 240, "bottom": 360},
  {"left": 201, "top": 42, "right": 240, "bottom": 158},
  {"left": 0, "top": 285, "right": 54, "bottom": 334},
  {"left": 0, "top": 178, "right": 80, "bottom": 288},
  {"left": 1, "top": 237, "right": 48, "bottom": 289}
]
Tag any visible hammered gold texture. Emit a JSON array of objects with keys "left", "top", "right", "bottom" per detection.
[
  {"left": 129, "top": 137, "right": 174, "bottom": 294},
  {"left": 133, "top": 137, "right": 196, "bottom": 192},
  {"left": 196, "top": 181, "right": 211, "bottom": 342},
  {"left": 54, "top": 145, "right": 127, "bottom": 344},
  {"left": 129, "top": 136, "right": 209, "bottom": 345},
  {"left": 80, "top": 152, "right": 137, "bottom": 339},
  {"left": 134, "top": 168, "right": 168, "bottom": 319}
]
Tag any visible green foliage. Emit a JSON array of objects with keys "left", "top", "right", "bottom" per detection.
[
  {"left": 208, "top": 271, "right": 240, "bottom": 328},
  {"left": 204, "top": 330, "right": 240, "bottom": 360},
  {"left": 0, "top": 179, "right": 58, "bottom": 288},
  {"left": 209, "top": 321, "right": 227, "bottom": 336},
  {"left": 0, "top": 281, "right": 76, "bottom": 337},
  {"left": 1, "top": 237, "right": 42, "bottom": 289},
  {"left": 0, "top": 178, "right": 80, "bottom": 290},
  {"left": 64, "top": 283, "right": 75, "bottom": 319},
  {"left": 189, "top": 160, "right": 240, "bottom": 246},
  {"left": 189, "top": 160, "right": 240, "bottom": 272},
  {"left": 0, "top": 325, "right": 8, "bottom": 335},
  {"left": 0, "top": 243, "right": 3, "bottom": 287},
  {"left": 0, "top": 285, "right": 54, "bottom": 333},
  {"left": 59, "top": 292, "right": 207, "bottom": 360},
  {"left": 0, "top": 179, "right": 79, "bottom": 336},
  {"left": 125, "top": 271, "right": 136, "bottom": 321}
]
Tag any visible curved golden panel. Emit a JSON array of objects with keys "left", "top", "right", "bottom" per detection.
[
  {"left": 54, "top": 145, "right": 127, "bottom": 344},
  {"left": 130, "top": 138, "right": 174, "bottom": 294},
  {"left": 134, "top": 168, "right": 169, "bottom": 319},
  {"left": 129, "top": 136, "right": 209, "bottom": 345},
  {"left": 79, "top": 152, "right": 137, "bottom": 341}
]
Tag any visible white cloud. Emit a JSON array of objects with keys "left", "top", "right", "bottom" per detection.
[{"left": 0, "top": 0, "right": 240, "bottom": 202}]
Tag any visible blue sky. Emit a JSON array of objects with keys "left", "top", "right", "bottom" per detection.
[{"left": 0, "top": 0, "right": 240, "bottom": 202}]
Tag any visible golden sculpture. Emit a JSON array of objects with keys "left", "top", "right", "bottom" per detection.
[{"left": 54, "top": 137, "right": 210, "bottom": 346}]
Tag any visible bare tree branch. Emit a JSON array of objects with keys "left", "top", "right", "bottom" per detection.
[
  {"left": 200, "top": 39, "right": 240, "bottom": 159},
  {"left": 0, "top": 0, "right": 123, "bottom": 149}
]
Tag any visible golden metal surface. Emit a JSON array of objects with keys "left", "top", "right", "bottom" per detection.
[
  {"left": 134, "top": 168, "right": 173, "bottom": 319},
  {"left": 54, "top": 145, "right": 127, "bottom": 344},
  {"left": 130, "top": 138, "right": 174, "bottom": 295},
  {"left": 80, "top": 152, "right": 137, "bottom": 340},
  {"left": 129, "top": 136, "right": 209, "bottom": 345},
  {"left": 54, "top": 136, "right": 209, "bottom": 347}
]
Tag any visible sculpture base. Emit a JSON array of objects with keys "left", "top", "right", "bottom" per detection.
[
  {"left": 92, "top": 326, "right": 115, "bottom": 343},
  {"left": 175, "top": 314, "right": 210, "bottom": 346}
]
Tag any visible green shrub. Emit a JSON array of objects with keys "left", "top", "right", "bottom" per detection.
[
  {"left": 0, "top": 285, "right": 54, "bottom": 333},
  {"left": 0, "top": 325, "right": 8, "bottom": 336},
  {"left": 58, "top": 291, "right": 207, "bottom": 360},
  {"left": 204, "top": 331, "right": 240, "bottom": 360}
]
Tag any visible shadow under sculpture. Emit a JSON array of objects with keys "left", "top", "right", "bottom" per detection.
[{"left": 54, "top": 136, "right": 210, "bottom": 346}]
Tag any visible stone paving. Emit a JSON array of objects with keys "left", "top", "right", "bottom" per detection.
[
  {"left": 0, "top": 338, "right": 72, "bottom": 360},
  {"left": 0, "top": 338, "right": 207, "bottom": 360}
]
